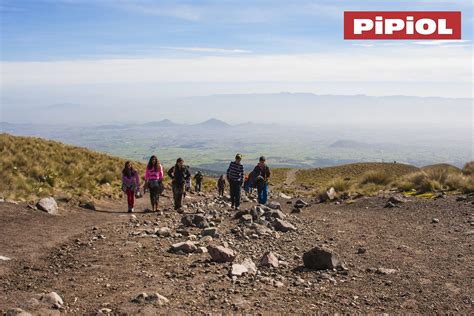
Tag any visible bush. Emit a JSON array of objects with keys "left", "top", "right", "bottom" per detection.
[
  {"left": 463, "top": 161, "right": 474, "bottom": 176},
  {"left": 328, "top": 177, "right": 351, "bottom": 192},
  {"left": 360, "top": 170, "right": 391, "bottom": 185}
]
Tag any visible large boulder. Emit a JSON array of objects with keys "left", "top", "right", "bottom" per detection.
[
  {"left": 36, "top": 197, "right": 58, "bottom": 215},
  {"left": 273, "top": 218, "right": 296, "bottom": 232},
  {"left": 303, "top": 247, "right": 340, "bottom": 270},
  {"left": 207, "top": 245, "right": 236, "bottom": 263}
]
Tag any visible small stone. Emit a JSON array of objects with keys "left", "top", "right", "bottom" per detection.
[
  {"left": 36, "top": 197, "right": 59, "bottom": 215},
  {"left": 267, "top": 201, "right": 281, "bottom": 210},
  {"left": 207, "top": 245, "right": 236, "bottom": 263},
  {"left": 303, "top": 247, "right": 340, "bottom": 270},
  {"left": 0, "top": 255, "right": 11, "bottom": 261},
  {"left": 376, "top": 268, "right": 397, "bottom": 275},
  {"left": 5, "top": 308, "right": 32, "bottom": 316},
  {"left": 260, "top": 252, "right": 279, "bottom": 268},
  {"left": 170, "top": 241, "right": 197, "bottom": 253},
  {"left": 273, "top": 219, "right": 296, "bottom": 232},
  {"left": 294, "top": 199, "right": 308, "bottom": 208},
  {"left": 41, "top": 292, "right": 64, "bottom": 308},
  {"left": 196, "top": 247, "right": 208, "bottom": 254},
  {"left": 156, "top": 227, "right": 171, "bottom": 237},
  {"left": 132, "top": 292, "right": 169, "bottom": 305},
  {"left": 432, "top": 218, "right": 439, "bottom": 224},
  {"left": 202, "top": 227, "right": 218, "bottom": 237}
]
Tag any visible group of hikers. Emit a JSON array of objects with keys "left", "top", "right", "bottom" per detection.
[{"left": 121, "top": 154, "right": 270, "bottom": 213}]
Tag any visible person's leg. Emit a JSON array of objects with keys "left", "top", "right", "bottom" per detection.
[
  {"left": 235, "top": 183, "right": 241, "bottom": 209},
  {"left": 150, "top": 187, "right": 158, "bottom": 211},
  {"left": 229, "top": 181, "right": 236, "bottom": 207},
  {"left": 262, "top": 184, "right": 268, "bottom": 204},
  {"left": 126, "top": 188, "right": 135, "bottom": 211},
  {"left": 175, "top": 184, "right": 184, "bottom": 209}
]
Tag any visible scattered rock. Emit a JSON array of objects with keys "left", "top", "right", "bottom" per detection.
[
  {"left": 326, "top": 187, "right": 336, "bottom": 201},
  {"left": 196, "top": 247, "right": 208, "bottom": 254},
  {"left": 291, "top": 207, "right": 301, "bottom": 214},
  {"left": 79, "top": 200, "right": 96, "bottom": 211},
  {"left": 279, "top": 193, "right": 292, "bottom": 199},
  {"left": 303, "top": 247, "right": 340, "bottom": 270},
  {"left": 132, "top": 292, "right": 169, "bottom": 305},
  {"left": 156, "top": 227, "right": 171, "bottom": 237},
  {"left": 432, "top": 218, "right": 440, "bottom": 224},
  {"left": 231, "top": 264, "right": 248, "bottom": 276},
  {"left": 260, "top": 251, "right": 279, "bottom": 268},
  {"left": 265, "top": 209, "right": 286, "bottom": 220},
  {"left": 41, "top": 292, "right": 63, "bottom": 309},
  {"left": 273, "top": 218, "right": 296, "bottom": 232},
  {"left": 231, "top": 258, "right": 257, "bottom": 276},
  {"left": 240, "top": 214, "right": 253, "bottom": 223},
  {"left": 376, "top": 268, "right": 398, "bottom": 275},
  {"left": 357, "top": 247, "right": 367, "bottom": 254},
  {"left": 202, "top": 227, "right": 218, "bottom": 237},
  {"left": 387, "top": 196, "right": 407, "bottom": 205},
  {"left": 267, "top": 201, "right": 281, "bottom": 210},
  {"left": 36, "top": 197, "right": 59, "bottom": 215},
  {"left": 0, "top": 255, "right": 12, "bottom": 261},
  {"left": 170, "top": 241, "right": 197, "bottom": 253},
  {"left": 294, "top": 199, "right": 308, "bottom": 209},
  {"left": 384, "top": 201, "right": 397, "bottom": 208},
  {"left": 207, "top": 245, "right": 236, "bottom": 263},
  {"left": 5, "top": 308, "right": 32, "bottom": 316}
]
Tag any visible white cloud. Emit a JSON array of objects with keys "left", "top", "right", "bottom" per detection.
[
  {"left": 411, "top": 40, "right": 471, "bottom": 46},
  {"left": 160, "top": 46, "right": 252, "bottom": 54}
]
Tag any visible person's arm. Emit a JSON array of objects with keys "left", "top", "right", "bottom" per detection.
[
  {"left": 135, "top": 173, "right": 140, "bottom": 191},
  {"left": 167, "top": 166, "right": 174, "bottom": 179},
  {"left": 144, "top": 168, "right": 149, "bottom": 181},
  {"left": 266, "top": 166, "right": 271, "bottom": 179},
  {"left": 185, "top": 167, "right": 191, "bottom": 179},
  {"left": 158, "top": 165, "right": 164, "bottom": 181}
]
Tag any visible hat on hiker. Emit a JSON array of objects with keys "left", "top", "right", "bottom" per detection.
[{"left": 259, "top": 156, "right": 266, "bottom": 162}]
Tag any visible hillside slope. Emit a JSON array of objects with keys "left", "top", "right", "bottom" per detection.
[{"left": 0, "top": 133, "right": 146, "bottom": 201}]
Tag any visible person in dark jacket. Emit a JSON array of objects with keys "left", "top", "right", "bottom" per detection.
[
  {"left": 194, "top": 171, "right": 203, "bottom": 193},
  {"left": 226, "top": 153, "right": 244, "bottom": 210},
  {"left": 253, "top": 156, "right": 271, "bottom": 204},
  {"left": 217, "top": 175, "right": 225, "bottom": 196},
  {"left": 167, "top": 158, "right": 191, "bottom": 211}
]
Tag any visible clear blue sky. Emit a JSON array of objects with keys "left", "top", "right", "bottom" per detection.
[{"left": 1, "top": 0, "right": 472, "bottom": 61}]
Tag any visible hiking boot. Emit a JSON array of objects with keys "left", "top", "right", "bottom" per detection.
[
  {"left": 128, "top": 208, "right": 133, "bottom": 213},
  {"left": 176, "top": 208, "right": 184, "bottom": 214},
  {"left": 235, "top": 206, "right": 240, "bottom": 211}
]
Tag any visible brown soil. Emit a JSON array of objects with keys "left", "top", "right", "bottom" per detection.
[{"left": 0, "top": 192, "right": 472, "bottom": 314}]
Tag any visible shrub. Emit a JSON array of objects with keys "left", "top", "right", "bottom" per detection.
[
  {"left": 463, "top": 161, "right": 474, "bottom": 176},
  {"left": 360, "top": 170, "right": 392, "bottom": 185},
  {"left": 328, "top": 177, "right": 351, "bottom": 192}
]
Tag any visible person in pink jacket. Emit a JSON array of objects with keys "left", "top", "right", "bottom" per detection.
[
  {"left": 144, "top": 155, "right": 164, "bottom": 212},
  {"left": 122, "top": 161, "right": 140, "bottom": 213}
]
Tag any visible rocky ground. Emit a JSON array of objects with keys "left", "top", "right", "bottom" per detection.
[{"left": 0, "top": 191, "right": 473, "bottom": 315}]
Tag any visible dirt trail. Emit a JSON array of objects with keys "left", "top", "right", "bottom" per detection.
[{"left": 0, "top": 192, "right": 473, "bottom": 314}]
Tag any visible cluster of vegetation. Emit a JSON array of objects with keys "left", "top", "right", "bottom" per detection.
[
  {"left": 0, "top": 134, "right": 224, "bottom": 202},
  {"left": 270, "top": 162, "right": 474, "bottom": 198},
  {"left": 0, "top": 134, "right": 147, "bottom": 201}
]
